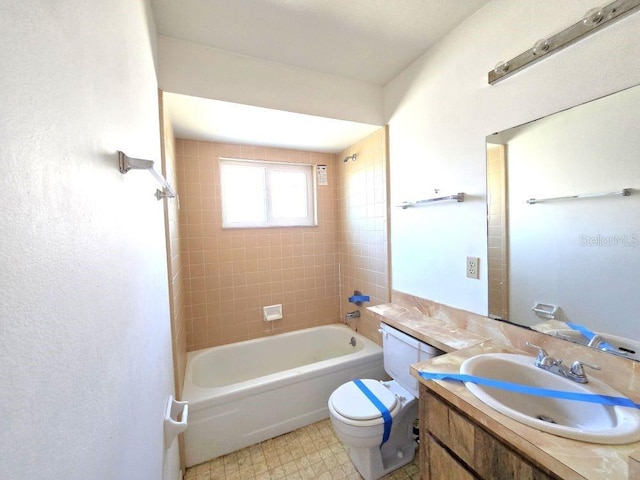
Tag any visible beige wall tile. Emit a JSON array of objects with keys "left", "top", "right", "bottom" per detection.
[
  {"left": 174, "top": 129, "right": 388, "bottom": 352},
  {"left": 177, "top": 140, "right": 344, "bottom": 350},
  {"left": 337, "top": 127, "right": 390, "bottom": 346}
]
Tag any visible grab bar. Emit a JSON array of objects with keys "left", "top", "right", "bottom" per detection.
[
  {"left": 527, "top": 188, "right": 630, "bottom": 205},
  {"left": 118, "top": 151, "right": 177, "bottom": 201},
  {"left": 398, "top": 192, "right": 465, "bottom": 209}
]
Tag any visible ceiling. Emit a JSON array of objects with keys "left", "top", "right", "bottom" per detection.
[{"left": 151, "top": 0, "right": 490, "bottom": 153}]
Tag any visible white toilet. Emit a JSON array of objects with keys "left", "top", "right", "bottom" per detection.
[{"left": 328, "top": 323, "right": 443, "bottom": 480}]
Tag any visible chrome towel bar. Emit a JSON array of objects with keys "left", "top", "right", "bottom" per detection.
[
  {"left": 397, "top": 192, "right": 465, "bottom": 209},
  {"left": 118, "top": 151, "right": 177, "bottom": 201},
  {"left": 527, "top": 188, "right": 630, "bottom": 205}
]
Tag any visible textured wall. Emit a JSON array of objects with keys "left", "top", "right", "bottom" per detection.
[
  {"left": 0, "top": 1, "right": 179, "bottom": 479},
  {"left": 157, "top": 35, "right": 384, "bottom": 125}
]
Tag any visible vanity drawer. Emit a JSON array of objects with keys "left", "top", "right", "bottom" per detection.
[
  {"left": 420, "top": 384, "right": 559, "bottom": 480},
  {"left": 425, "top": 389, "right": 475, "bottom": 466},
  {"left": 426, "top": 435, "right": 476, "bottom": 480}
]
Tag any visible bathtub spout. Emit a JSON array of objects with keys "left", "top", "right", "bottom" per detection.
[{"left": 345, "top": 310, "right": 361, "bottom": 321}]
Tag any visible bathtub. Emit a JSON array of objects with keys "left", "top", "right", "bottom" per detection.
[{"left": 182, "top": 323, "right": 385, "bottom": 467}]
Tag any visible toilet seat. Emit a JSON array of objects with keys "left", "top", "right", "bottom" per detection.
[{"left": 330, "top": 379, "right": 398, "bottom": 421}]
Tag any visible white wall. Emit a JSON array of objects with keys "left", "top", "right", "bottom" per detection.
[
  {"left": 384, "top": 0, "right": 640, "bottom": 315},
  {"left": 157, "top": 35, "right": 384, "bottom": 125},
  {"left": 0, "top": 1, "right": 179, "bottom": 479}
]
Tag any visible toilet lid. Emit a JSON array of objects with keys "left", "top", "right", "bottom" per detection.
[{"left": 331, "top": 379, "right": 398, "bottom": 421}]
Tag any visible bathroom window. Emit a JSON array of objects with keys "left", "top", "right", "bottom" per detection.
[{"left": 220, "top": 158, "right": 317, "bottom": 228}]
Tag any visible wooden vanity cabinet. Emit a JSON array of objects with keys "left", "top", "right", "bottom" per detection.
[{"left": 419, "top": 384, "right": 562, "bottom": 480}]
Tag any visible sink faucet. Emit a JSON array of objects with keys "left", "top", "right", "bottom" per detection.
[
  {"left": 525, "top": 342, "right": 600, "bottom": 384},
  {"left": 588, "top": 334, "right": 604, "bottom": 348}
]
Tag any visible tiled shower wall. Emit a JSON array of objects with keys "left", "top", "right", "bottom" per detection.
[
  {"left": 175, "top": 128, "right": 389, "bottom": 352},
  {"left": 159, "top": 92, "right": 187, "bottom": 396},
  {"left": 487, "top": 145, "right": 508, "bottom": 320},
  {"left": 176, "top": 141, "right": 341, "bottom": 351},
  {"left": 337, "top": 128, "right": 389, "bottom": 344}
]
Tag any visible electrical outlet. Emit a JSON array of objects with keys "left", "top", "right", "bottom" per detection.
[{"left": 466, "top": 256, "right": 480, "bottom": 279}]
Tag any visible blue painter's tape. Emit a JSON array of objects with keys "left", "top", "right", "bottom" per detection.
[
  {"left": 349, "top": 295, "right": 370, "bottom": 304},
  {"left": 565, "top": 322, "right": 616, "bottom": 351},
  {"left": 418, "top": 371, "right": 640, "bottom": 409},
  {"left": 353, "top": 379, "right": 392, "bottom": 446}
]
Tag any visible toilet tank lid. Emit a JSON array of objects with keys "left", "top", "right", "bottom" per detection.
[{"left": 331, "top": 379, "right": 398, "bottom": 421}]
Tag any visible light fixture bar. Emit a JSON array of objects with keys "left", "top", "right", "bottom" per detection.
[{"left": 489, "top": 0, "right": 640, "bottom": 84}]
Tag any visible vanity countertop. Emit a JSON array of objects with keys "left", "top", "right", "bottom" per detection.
[
  {"left": 368, "top": 303, "right": 490, "bottom": 352},
  {"left": 369, "top": 302, "right": 640, "bottom": 480}
]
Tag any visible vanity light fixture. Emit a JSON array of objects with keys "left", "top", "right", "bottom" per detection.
[
  {"left": 489, "top": 0, "right": 640, "bottom": 84},
  {"left": 343, "top": 153, "right": 357, "bottom": 163}
]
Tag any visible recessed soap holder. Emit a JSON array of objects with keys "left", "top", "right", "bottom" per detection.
[{"left": 263, "top": 304, "right": 283, "bottom": 322}]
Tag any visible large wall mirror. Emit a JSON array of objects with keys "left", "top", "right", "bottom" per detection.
[{"left": 486, "top": 84, "right": 639, "bottom": 361}]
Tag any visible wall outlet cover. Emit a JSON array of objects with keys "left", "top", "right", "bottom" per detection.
[{"left": 466, "top": 256, "right": 480, "bottom": 279}]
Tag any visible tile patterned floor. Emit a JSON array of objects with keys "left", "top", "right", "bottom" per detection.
[{"left": 184, "top": 419, "right": 420, "bottom": 480}]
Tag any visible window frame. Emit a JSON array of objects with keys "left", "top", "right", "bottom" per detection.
[{"left": 219, "top": 157, "right": 318, "bottom": 229}]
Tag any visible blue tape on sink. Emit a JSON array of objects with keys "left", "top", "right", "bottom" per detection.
[
  {"left": 418, "top": 371, "right": 640, "bottom": 409},
  {"left": 353, "top": 379, "right": 392, "bottom": 446}
]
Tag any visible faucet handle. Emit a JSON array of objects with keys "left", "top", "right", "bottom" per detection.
[
  {"left": 525, "top": 342, "right": 549, "bottom": 362},
  {"left": 570, "top": 360, "right": 601, "bottom": 377}
]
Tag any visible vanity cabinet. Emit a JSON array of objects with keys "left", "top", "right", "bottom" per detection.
[{"left": 420, "top": 385, "right": 561, "bottom": 480}]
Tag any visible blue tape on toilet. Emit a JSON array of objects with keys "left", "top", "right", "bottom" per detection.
[
  {"left": 352, "top": 379, "right": 392, "bottom": 446},
  {"left": 565, "top": 322, "right": 616, "bottom": 351},
  {"left": 418, "top": 371, "right": 640, "bottom": 409}
]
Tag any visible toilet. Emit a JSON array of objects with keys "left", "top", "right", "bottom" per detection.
[{"left": 328, "top": 323, "right": 443, "bottom": 480}]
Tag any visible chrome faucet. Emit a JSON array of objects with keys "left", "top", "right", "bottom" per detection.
[
  {"left": 525, "top": 342, "right": 600, "bottom": 384},
  {"left": 345, "top": 310, "right": 361, "bottom": 321},
  {"left": 587, "top": 334, "right": 604, "bottom": 348}
]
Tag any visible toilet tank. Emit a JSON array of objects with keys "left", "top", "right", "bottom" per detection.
[{"left": 380, "top": 323, "right": 444, "bottom": 398}]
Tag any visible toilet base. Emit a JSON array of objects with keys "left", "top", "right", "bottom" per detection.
[{"left": 347, "top": 434, "right": 417, "bottom": 480}]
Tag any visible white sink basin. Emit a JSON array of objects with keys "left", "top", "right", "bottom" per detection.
[{"left": 460, "top": 353, "right": 640, "bottom": 444}]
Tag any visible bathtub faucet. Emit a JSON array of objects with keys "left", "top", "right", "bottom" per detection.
[{"left": 345, "top": 310, "right": 361, "bottom": 321}]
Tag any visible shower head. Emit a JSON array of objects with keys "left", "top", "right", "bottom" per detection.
[{"left": 343, "top": 154, "right": 357, "bottom": 163}]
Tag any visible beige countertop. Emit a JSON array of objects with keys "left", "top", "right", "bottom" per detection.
[{"left": 369, "top": 302, "right": 640, "bottom": 480}]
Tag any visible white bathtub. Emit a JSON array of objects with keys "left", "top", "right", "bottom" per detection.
[{"left": 182, "top": 324, "right": 385, "bottom": 466}]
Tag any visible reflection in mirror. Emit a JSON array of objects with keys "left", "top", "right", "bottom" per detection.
[{"left": 487, "top": 85, "right": 640, "bottom": 361}]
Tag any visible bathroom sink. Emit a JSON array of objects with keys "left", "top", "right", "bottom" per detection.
[{"left": 459, "top": 353, "right": 640, "bottom": 444}]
